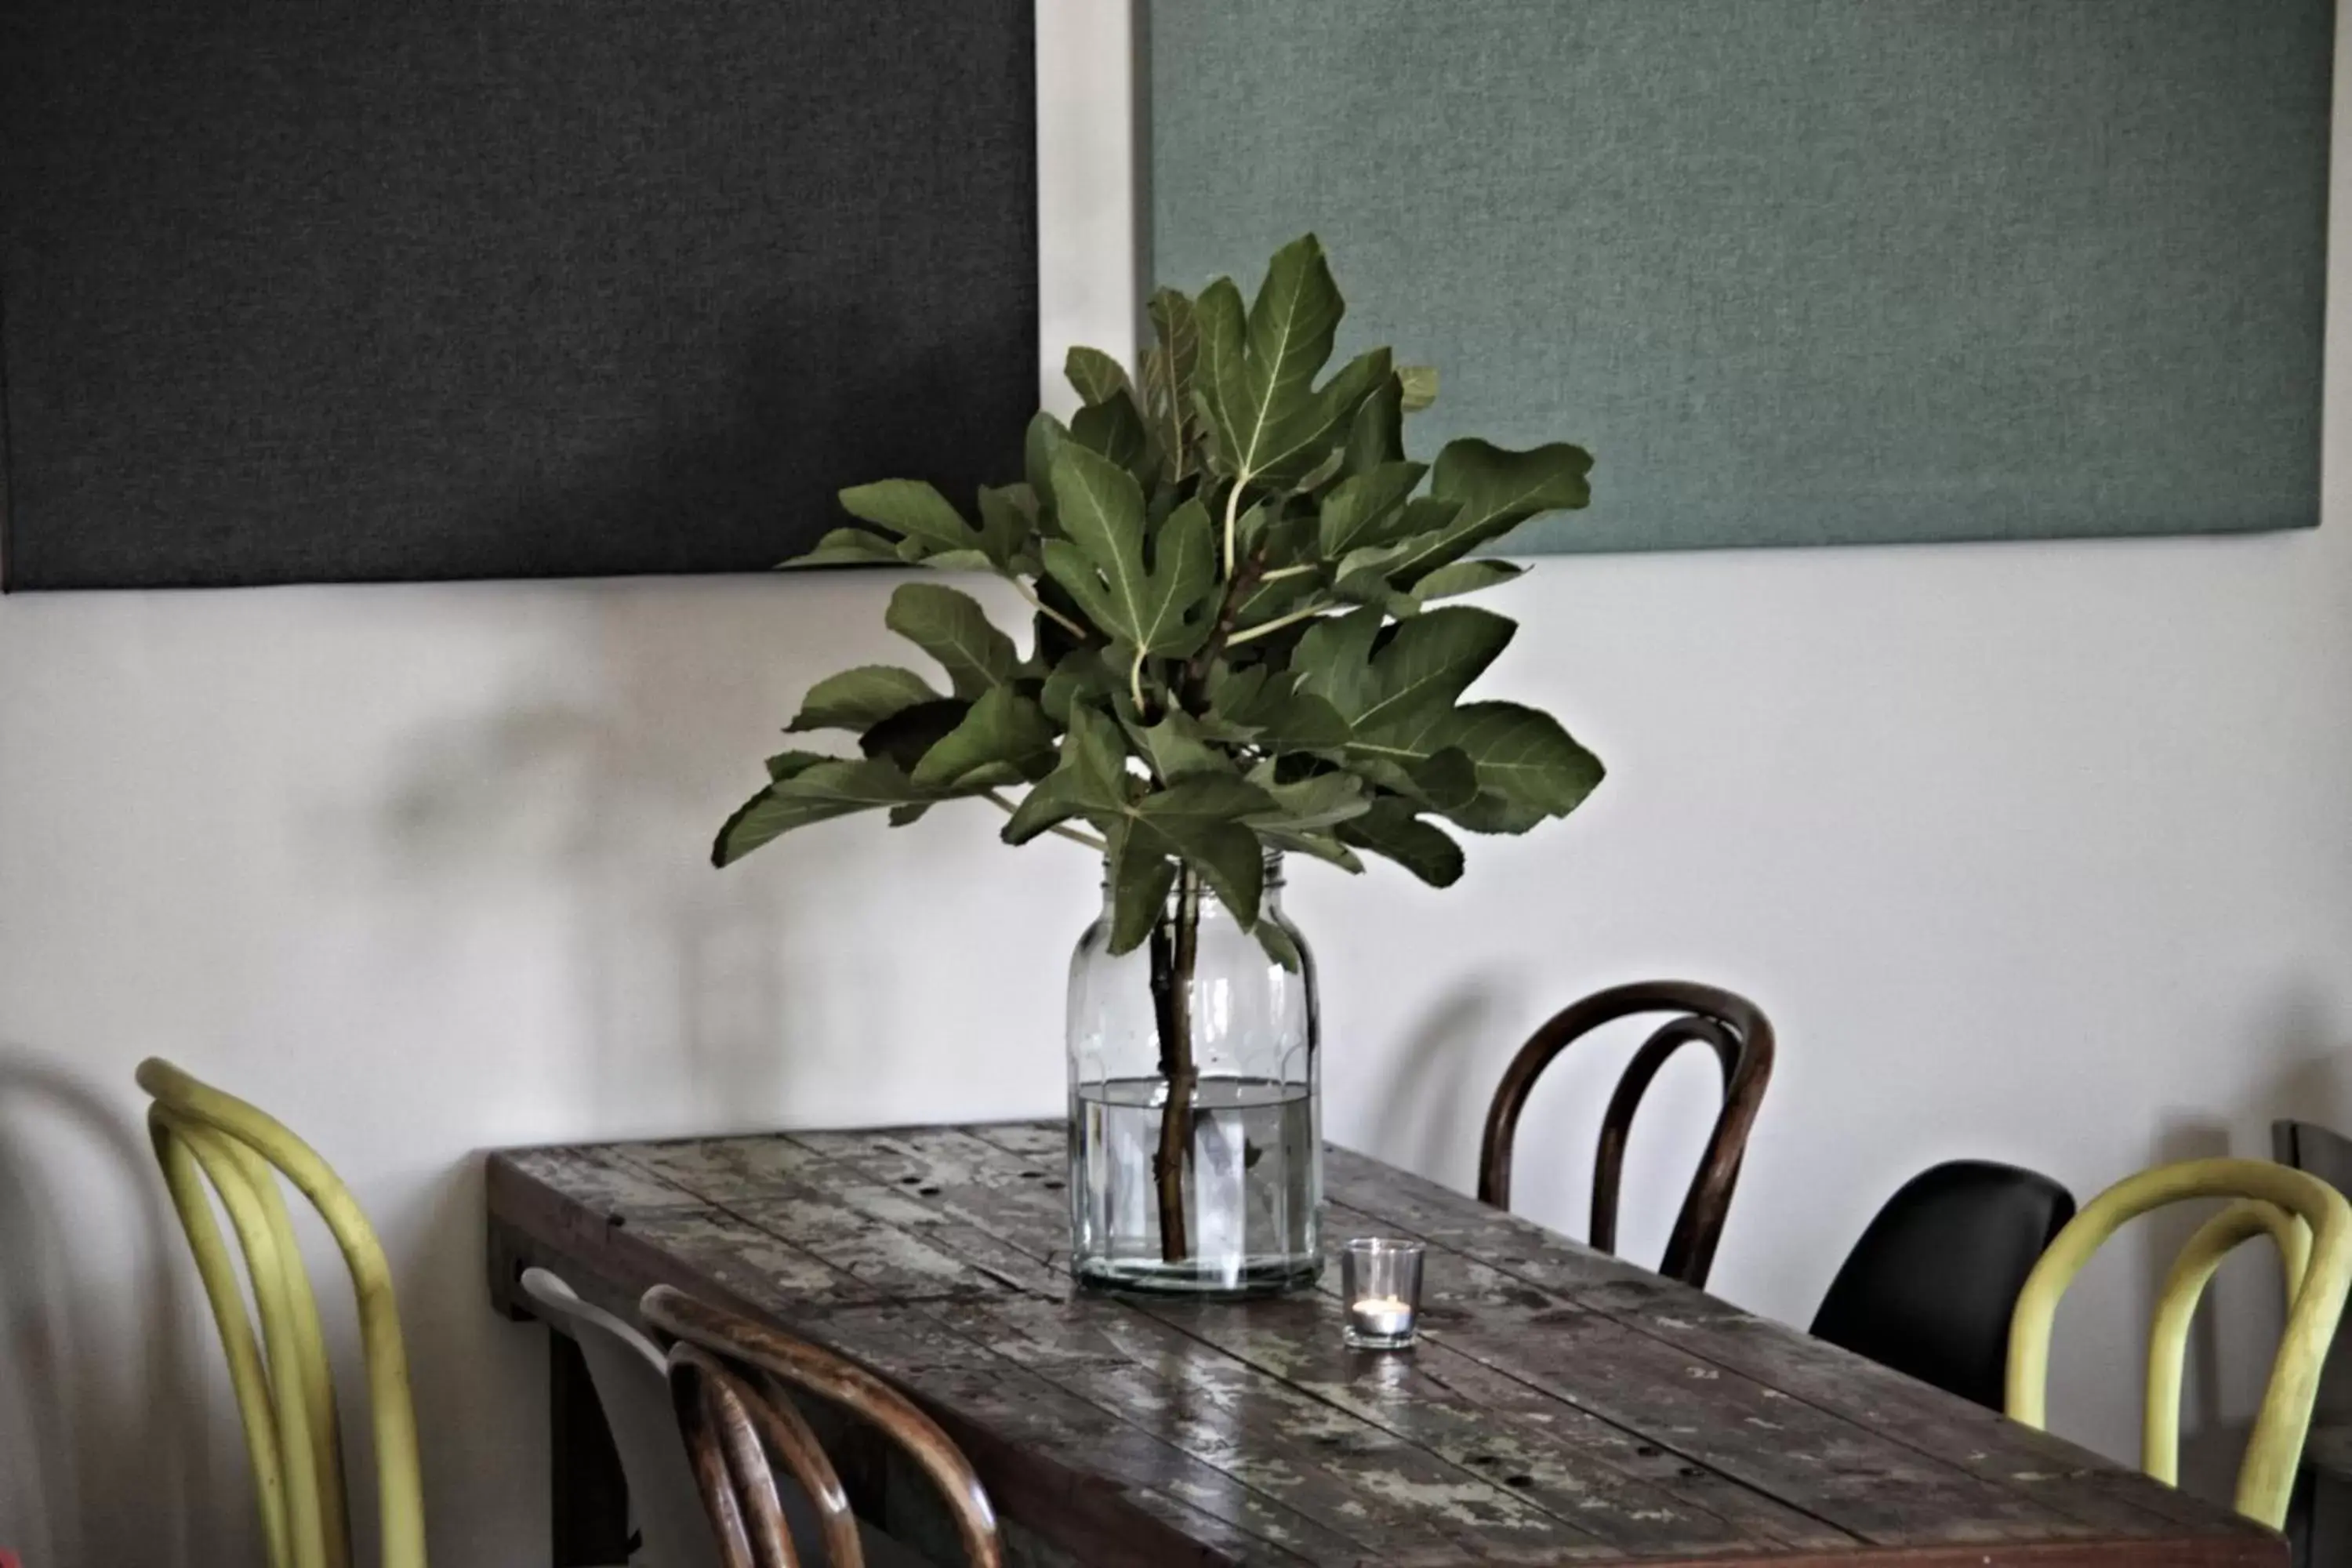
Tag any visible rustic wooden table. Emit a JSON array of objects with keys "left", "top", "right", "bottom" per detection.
[{"left": 485, "top": 1121, "right": 2280, "bottom": 1567}]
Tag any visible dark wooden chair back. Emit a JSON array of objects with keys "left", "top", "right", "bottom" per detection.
[
  {"left": 1809, "top": 1160, "right": 2075, "bottom": 1410},
  {"left": 1478, "top": 980, "right": 1773, "bottom": 1287},
  {"left": 2276, "top": 1121, "right": 2352, "bottom": 1417},
  {"left": 645, "top": 1284, "right": 1004, "bottom": 1568},
  {"left": 2279, "top": 1123, "right": 2352, "bottom": 1568}
]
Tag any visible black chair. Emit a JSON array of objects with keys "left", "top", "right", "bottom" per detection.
[
  {"left": 1809, "top": 1160, "right": 2076, "bottom": 1410},
  {"left": 2274, "top": 1120, "right": 2352, "bottom": 1568}
]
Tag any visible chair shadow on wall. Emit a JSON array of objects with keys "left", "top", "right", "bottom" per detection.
[
  {"left": 0, "top": 1047, "right": 204, "bottom": 1568},
  {"left": 370, "top": 689, "right": 796, "bottom": 1134},
  {"left": 358, "top": 299, "right": 1033, "bottom": 1139},
  {"left": 1362, "top": 975, "right": 1519, "bottom": 1189}
]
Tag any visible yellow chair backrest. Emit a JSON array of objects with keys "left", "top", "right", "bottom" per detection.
[
  {"left": 137, "top": 1058, "right": 426, "bottom": 1568},
  {"left": 2005, "top": 1156, "right": 2352, "bottom": 1529}
]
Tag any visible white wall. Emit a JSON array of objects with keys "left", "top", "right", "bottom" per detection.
[{"left": 4, "top": 5, "right": 2347, "bottom": 1562}]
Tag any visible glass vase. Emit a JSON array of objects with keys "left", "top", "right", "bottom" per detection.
[{"left": 1065, "top": 856, "right": 1322, "bottom": 1295}]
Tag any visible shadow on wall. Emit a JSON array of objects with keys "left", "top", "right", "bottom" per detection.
[
  {"left": 365, "top": 1152, "right": 548, "bottom": 1567},
  {"left": 1365, "top": 975, "right": 1521, "bottom": 1189},
  {"left": 0, "top": 1048, "right": 205, "bottom": 1568},
  {"left": 351, "top": 582, "right": 1074, "bottom": 1142},
  {"left": 353, "top": 590, "right": 812, "bottom": 1134},
  {"left": 336, "top": 307, "right": 1025, "bottom": 1141}
]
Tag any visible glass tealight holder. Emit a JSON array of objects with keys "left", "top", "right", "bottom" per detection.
[{"left": 1341, "top": 1237, "right": 1425, "bottom": 1350}]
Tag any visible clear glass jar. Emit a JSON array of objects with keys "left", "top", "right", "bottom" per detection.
[{"left": 1066, "top": 856, "right": 1322, "bottom": 1295}]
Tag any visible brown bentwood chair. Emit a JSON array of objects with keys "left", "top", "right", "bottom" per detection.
[
  {"left": 646, "top": 1284, "right": 1003, "bottom": 1568},
  {"left": 1478, "top": 981, "right": 1774, "bottom": 1289}
]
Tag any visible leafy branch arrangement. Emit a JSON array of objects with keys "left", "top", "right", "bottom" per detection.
[{"left": 715, "top": 236, "right": 1603, "bottom": 1261}]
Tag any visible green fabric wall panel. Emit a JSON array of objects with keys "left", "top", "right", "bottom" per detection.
[{"left": 1148, "top": 1, "right": 2332, "bottom": 553}]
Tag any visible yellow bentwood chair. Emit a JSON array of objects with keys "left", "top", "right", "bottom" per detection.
[
  {"left": 138, "top": 1058, "right": 426, "bottom": 1568},
  {"left": 2004, "top": 1156, "right": 2352, "bottom": 1529}
]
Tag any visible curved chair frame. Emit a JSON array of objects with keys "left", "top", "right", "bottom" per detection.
[
  {"left": 521, "top": 1268, "right": 724, "bottom": 1568},
  {"left": 137, "top": 1058, "right": 425, "bottom": 1568},
  {"left": 673, "top": 1341, "right": 860, "bottom": 1568},
  {"left": 2006, "top": 1157, "right": 2352, "bottom": 1528},
  {"left": 646, "top": 1284, "right": 1002, "bottom": 1568},
  {"left": 1479, "top": 981, "right": 1774, "bottom": 1287}
]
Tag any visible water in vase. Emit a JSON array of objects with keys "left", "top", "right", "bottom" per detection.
[{"left": 1071, "top": 1075, "right": 1320, "bottom": 1294}]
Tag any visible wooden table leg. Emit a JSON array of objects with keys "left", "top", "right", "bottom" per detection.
[{"left": 548, "top": 1327, "right": 633, "bottom": 1567}]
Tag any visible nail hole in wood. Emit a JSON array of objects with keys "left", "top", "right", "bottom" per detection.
[
  {"left": 1635, "top": 1444, "right": 1661, "bottom": 1457},
  {"left": 1678, "top": 1465, "right": 1706, "bottom": 1479},
  {"left": 1043, "top": 1180, "right": 1065, "bottom": 1190},
  {"left": 1505, "top": 1474, "right": 1534, "bottom": 1488},
  {"left": 918, "top": 1185, "right": 942, "bottom": 1196},
  {"left": 898, "top": 1175, "right": 923, "bottom": 1185},
  {"left": 1020, "top": 1171, "right": 1044, "bottom": 1179}
]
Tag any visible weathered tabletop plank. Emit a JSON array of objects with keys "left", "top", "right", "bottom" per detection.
[{"left": 486, "top": 1122, "right": 2283, "bottom": 1568}]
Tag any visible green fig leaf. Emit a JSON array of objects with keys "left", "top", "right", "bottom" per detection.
[
  {"left": 1070, "top": 390, "right": 1153, "bottom": 477},
  {"left": 1256, "top": 826, "right": 1363, "bottom": 875},
  {"left": 1003, "top": 706, "right": 1131, "bottom": 844},
  {"left": 884, "top": 582, "right": 1019, "bottom": 698},
  {"left": 1129, "top": 710, "right": 1232, "bottom": 782},
  {"left": 858, "top": 698, "right": 971, "bottom": 772},
  {"left": 1293, "top": 444, "right": 1348, "bottom": 496},
  {"left": 1425, "top": 701, "right": 1606, "bottom": 818},
  {"left": 787, "top": 666, "right": 944, "bottom": 735},
  {"left": 1144, "top": 288, "right": 1200, "bottom": 478},
  {"left": 1204, "top": 665, "right": 1350, "bottom": 752},
  {"left": 1247, "top": 771, "right": 1371, "bottom": 833},
  {"left": 713, "top": 758, "right": 938, "bottom": 867},
  {"left": 1042, "top": 446, "right": 1216, "bottom": 658},
  {"left": 839, "top": 479, "right": 985, "bottom": 557},
  {"left": 1387, "top": 439, "right": 1593, "bottom": 584},
  {"left": 975, "top": 485, "right": 1036, "bottom": 572},
  {"left": 764, "top": 750, "right": 831, "bottom": 782},
  {"left": 1254, "top": 917, "right": 1307, "bottom": 972},
  {"left": 782, "top": 527, "right": 904, "bottom": 568},
  {"left": 1065, "top": 346, "right": 1134, "bottom": 407},
  {"left": 1025, "top": 411, "right": 1070, "bottom": 514},
  {"left": 1343, "top": 606, "right": 1515, "bottom": 733},
  {"left": 1413, "top": 559, "right": 1525, "bottom": 602},
  {"left": 1103, "top": 775, "right": 1279, "bottom": 943},
  {"left": 1193, "top": 237, "right": 1381, "bottom": 490},
  {"left": 1106, "top": 837, "right": 1181, "bottom": 955},
  {"left": 1338, "top": 799, "right": 1465, "bottom": 887},
  {"left": 1343, "top": 374, "right": 1406, "bottom": 477},
  {"left": 1040, "top": 646, "right": 1119, "bottom": 724},
  {"left": 1294, "top": 606, "right": 1387, "bottom": 716},
  {"left": 1319, "top": 463, "right": 1428, "bottom": 559},
  {"left": 912, "top": 688, "right": 1060, "bottom": 789}
]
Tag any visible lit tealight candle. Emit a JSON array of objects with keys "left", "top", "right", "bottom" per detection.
[{"left": 1341, "top": 1238, "right": 1426, "bottom": 1349}]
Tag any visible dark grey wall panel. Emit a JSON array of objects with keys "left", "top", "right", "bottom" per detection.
[
  {"left": 1149, "top": 1, "right": 2331, "bottom": 554},
  {"left": 1, "top": 1, "right": 1036, "bottom": 589}
]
